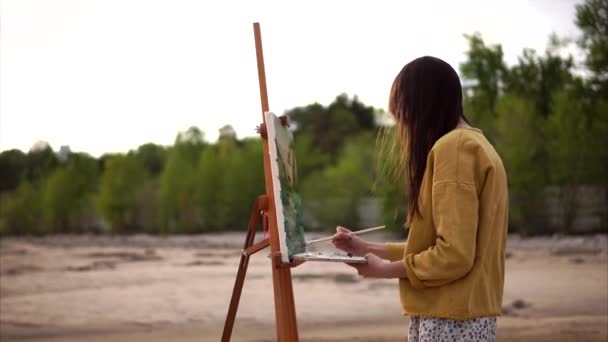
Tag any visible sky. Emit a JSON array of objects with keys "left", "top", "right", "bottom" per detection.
[{"left": 1, "top": 0, "right": 582, "bottom": 157}]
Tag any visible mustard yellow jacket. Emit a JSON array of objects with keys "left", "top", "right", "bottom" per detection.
[{"left": 387, "top": 127, "right": 508, "bottom": 319}]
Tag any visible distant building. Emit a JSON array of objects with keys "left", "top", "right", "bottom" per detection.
[{"left": 57, "top": 145, "right": 71, "bottom": 162}]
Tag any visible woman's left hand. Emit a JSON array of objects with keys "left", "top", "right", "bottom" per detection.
[{"left": 347, "top": 253, "right": 389, "bottom": 278}]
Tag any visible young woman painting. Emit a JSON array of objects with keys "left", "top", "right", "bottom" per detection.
[{"left": 333, "top": 56, "right": 509, "bottom": 342}]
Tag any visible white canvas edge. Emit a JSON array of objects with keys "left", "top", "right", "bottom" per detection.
[{"left": 265, "top": 111, "right": 290, "bottom": 263}]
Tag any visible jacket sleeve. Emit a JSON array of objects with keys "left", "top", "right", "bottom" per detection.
[
  {"left": 386, "top": 242, "right": 407, "bottom": 262},
  {"left": 403, "top": 181, "right": 479, "bottom": 289}
]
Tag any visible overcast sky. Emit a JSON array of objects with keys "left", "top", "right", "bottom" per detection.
[{"left": 1, "top": 0, "right": 581, "bottom": 157}]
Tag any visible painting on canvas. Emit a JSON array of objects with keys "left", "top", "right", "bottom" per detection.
[{"left": 265, "top": 112, "right": 306, "bottom": 263}]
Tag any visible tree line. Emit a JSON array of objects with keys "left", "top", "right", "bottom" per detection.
[{"left": 0, "top": 0, "right": 606, "bottom": 235}]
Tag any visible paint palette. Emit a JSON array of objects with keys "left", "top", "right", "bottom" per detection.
[{"left": 292, "top": 252, "right": 367, "bottom": 264}]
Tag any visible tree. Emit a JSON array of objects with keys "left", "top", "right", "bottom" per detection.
[
  {"left": 159, "top": 146, "right": 199, "bottom": 233},
  {"left": 197, "top": 144, "right": 221, "bottom": 230},
  {"left": 495, "top": 95, "right": 546, "bottom": 233},
  {"left": 576, "top": 0, "right": 608, "bottom": 95},
  {"left": 301, "top": 134, "right": 376, "bottom": 229},
  {"left": 287, "top": 94, "right": 378, "bottom": 160},
  {"left": 0, "top": 181, "right": 42, "bottom": 234},
  {"left": 175, "top": 126, "right": 205, "bottom": 165},
  {"left": 158, "top": 127, "right": 207, "bottom": 233},
  {"left": 543, "top": 91, "right": 587, "bottom": 232},
  {"left": 196, "top": 132, "right": 265, "bottom": 231},
  {"left": 504, "top": 35, "right": 575, "bottom": 118},
  {"left": 214, "top": 135, "right": 250, "bottom": 229},
  {"left": 25, "top": 141, "right": 59, "bottom": 184},
  {"left": 233, "top": 137, "right": 265, "bottom": 220},
  {"left": 293, "top": 132, "right": 331, "bottom": 181},
  {"left": 96, "top": 154, "right": 147, "bottom": 232},
  {"left": 0, "top": 149, "right": 27, "bottom": 192},
  {"left": 329, "top": 94, "right": 376, "bottom": 131},
  {"left": 135, "top": 143, "right": 167, "bottom": 177},
  {"left": 460, "top": 33, "right": 507, "bottom": 139},
  {"left": 41, "top": 153, "right": 98, "bottom": 232}
]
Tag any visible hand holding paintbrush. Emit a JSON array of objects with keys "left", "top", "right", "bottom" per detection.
[{"left": 305, "top": 225, "right": 385, "bottom": 256}]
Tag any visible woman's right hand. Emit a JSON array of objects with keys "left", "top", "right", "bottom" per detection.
[{"left": 331, "top": 226, "right": 369, "bottom": 256}]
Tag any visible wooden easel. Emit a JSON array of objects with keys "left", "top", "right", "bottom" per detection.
[{"left": 221, "top": 22, "right": 300, "bottom": 342}]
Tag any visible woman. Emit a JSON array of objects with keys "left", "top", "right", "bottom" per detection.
[{"left": 332, "top": 56, "right": 508, "bottom": 342}]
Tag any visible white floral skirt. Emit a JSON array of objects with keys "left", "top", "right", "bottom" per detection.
[{"left": 408, "top": 316, "right": 496, "bottom": 342}]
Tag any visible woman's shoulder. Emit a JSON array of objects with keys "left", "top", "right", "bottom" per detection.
[
  {"left": 432, "top": 128, "right": 485, "bottom": 154},
  {"left": 429, "top": 128, "right": 497, "bottom": 184}
]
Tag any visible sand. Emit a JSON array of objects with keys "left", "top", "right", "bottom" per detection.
[{"left": 0, "top": 233, "right": 606, "bottom": 341}]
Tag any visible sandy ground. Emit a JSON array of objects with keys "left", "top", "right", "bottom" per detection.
[{"left": 0, "top": 233, "right": 606, "bottom": 341}]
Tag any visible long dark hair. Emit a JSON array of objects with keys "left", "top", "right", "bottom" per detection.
[{"left": 388, "top": 56, "right": 469, "bottom": 224}]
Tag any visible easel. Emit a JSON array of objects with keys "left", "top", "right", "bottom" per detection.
[{"left": 221, "top": 23, "right": 300, "bottom": 342}]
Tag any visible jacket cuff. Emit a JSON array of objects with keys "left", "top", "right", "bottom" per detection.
[
  {"left": 404, "top": 254, "right": 427, "bottom": 289},
  {"left": 386, "top": 243, "right": 406, "bottom": 262}
]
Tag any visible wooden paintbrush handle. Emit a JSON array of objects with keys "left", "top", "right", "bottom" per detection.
[{"left": 305, "top": 225, "right": 386, "bottom": 245}]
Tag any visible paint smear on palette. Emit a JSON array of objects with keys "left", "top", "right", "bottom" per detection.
[{"left": 269, "top": 113, "right": 306, "bottom": 259}]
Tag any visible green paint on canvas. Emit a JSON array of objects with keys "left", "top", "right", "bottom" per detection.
[{"left": 274, "top": 123, "right": 306, "bottom": 258}]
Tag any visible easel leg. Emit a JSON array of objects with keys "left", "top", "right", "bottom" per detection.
[
  {"left": 221, "top": 196, "right": 267, "bottom": 342},
  {"left": 270, "top": 265, "right": 299, "bottom": 341}
]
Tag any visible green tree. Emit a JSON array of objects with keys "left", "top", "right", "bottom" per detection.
[
  {"left": 576, "top": 0, "right": 608, "bottom": 95},
  {"left": 287, "top": 94, "right": 378, "bottom": 160},
  {"left": 0, "top": 149, "right": 27, "bottom": 192},
  {"left": 505, "top": 35, "right": 575, "bottom": 118},
  {"left": 584, "top": 98, "right": 608, "bottom": 183},
  {"left": 495, "top": 95, "right": 546, "bottom": 233},
  {"left": 301, "top": 134, "right": 375, "bottom": 230},
  {"left": 175, "top": 126, "right": 205, "bottom": 164},
  {"left": 158, "top": 127, "right": 206, "bottom": 233},
  {"left": 96, "top": 154, "right": 147, "bottom": 232},
  {"left": 460, "top": 33, "right": 507, "bottom": 139},
  {"left": 212, "top": 134, "right": 244, "bottom": 229},
  {"left": 197, "top": 144, "right": 221, "bottom": 230},
  {"left": 159, "top": 147, "right": 199, "bottom": 234},
  {"left": 293, "top": 132, "right": 331, "bottom": 181},
  {"left": 135, "top": 143, "right": 167, "bottom": 177},
  {"left": 544, "top": 92, "right": 587, "bottom": 232},
  {"left": 41, "top": 153, "right": 98, "bottom": 232},
  {"left": 233, "top": 138, "right": 265, "bottom": 220},
  {"left": 544, "top": 90, "right": 608, "bottom": 231},
  {"left": 133, "top": 179, "right": 163, "bottom": 233},
  {"left": 196, "top": 131, "right": 264, "bottom": 231},
  {"left": 25, "top": 142, "right": 59, "bottom": 185},
  {"left": 0, "top": 181, "right": 42, "bottom": 235}
]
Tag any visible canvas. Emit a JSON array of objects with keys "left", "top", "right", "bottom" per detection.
[
  {"left": 265, "top": 112, "right": 366, "bottom": 264},
  {"left": 265, "top": 112, "right": 306, "bottom": 263}
]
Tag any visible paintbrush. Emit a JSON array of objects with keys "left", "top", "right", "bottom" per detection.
[{"left": 305, "top": 225, "right": 386, "bottom": 246}]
